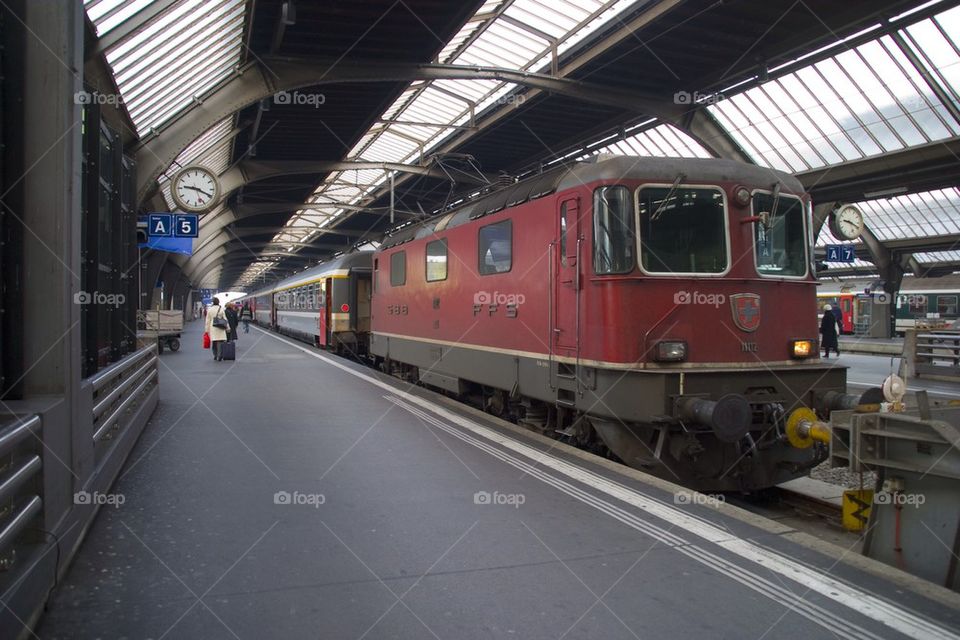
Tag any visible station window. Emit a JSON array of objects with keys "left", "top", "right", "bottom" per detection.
[
  {"left": 593, "top": 186, "right": 635, "bottom": 274},
  {"left": 479, "top": 220, "right": 512, "bottom": 275},
  {"left": 426, "top": 238, "right": 448, "bottom": 282},
  {"left": 752, "top": 192, "right": 806, "bottom": 277},
  {"left": 390, "top": 251, "right": 406, "bottom": 286},
  {"left": 638, "top": 186, "right": 727, "bottom": 274},
  {"left": 938, "top": 295, "right": 958, "bottom": 316}
]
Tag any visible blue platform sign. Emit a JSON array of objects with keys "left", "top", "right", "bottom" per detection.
[
  {"left": 826, "top": 244, "right": 856, "bottom": 263},
  {"left": 174, "top": 214, "right": 198, "bottom": 238},
  {"left": 148, "top": 213, "right": 172, "bottom": 237}
]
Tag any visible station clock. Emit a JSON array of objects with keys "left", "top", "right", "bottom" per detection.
[{"left": 171, "top": 165, "right": 221, "bottom": 213}]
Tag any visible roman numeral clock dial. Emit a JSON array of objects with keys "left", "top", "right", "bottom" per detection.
[{"left": 171, "top": 166, "right": 220, "bottom": 213}]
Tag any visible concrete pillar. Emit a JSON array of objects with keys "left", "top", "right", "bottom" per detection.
[
  {"left": 20, "top": 0, "right": 83, "bottom": 397},
  {"left": 141, "top": 250, "right": 167, "bottom": 309},
  {"left": 160, "top": 261, "right": 182, "bottom": 309}
]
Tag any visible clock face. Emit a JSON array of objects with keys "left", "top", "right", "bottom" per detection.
[
  {"left": 172, "top": 166, "right": 219, "bottom": 212},
  {"left": 832, "top": 205, "right": 864, "bottom": 240}
]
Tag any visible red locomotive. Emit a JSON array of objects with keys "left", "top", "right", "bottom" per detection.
[
  {"left": 242, "top": 156, "right": 850, "bottom": 492},
  {"left": 369, "top": 156, "right": 847, "bottom": 491}
]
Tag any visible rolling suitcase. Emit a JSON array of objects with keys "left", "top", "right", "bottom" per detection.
[{"left": 221, "top": 341, "right": 236, "bottom": 361}]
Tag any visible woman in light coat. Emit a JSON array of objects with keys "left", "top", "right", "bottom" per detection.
[{"left": 204, "top": 297, "right": 229, "bottom": 361}]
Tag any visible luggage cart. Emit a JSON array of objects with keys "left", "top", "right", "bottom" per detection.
[{"left": 137, "top": 310, "right": 183, "bottom": 354}]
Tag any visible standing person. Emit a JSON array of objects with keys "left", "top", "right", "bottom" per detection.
[
  {"left": 205, "top": 297, "right": 229, "bottom": 361},
  {"left": 820, "top": 304, "right": 841, "bottom": 359},
  {"left": 225, "top": 302, "right": 239, "bottom": 342},
  {"left": 240, "top": 303, "right": 253, "bottom": 333}
]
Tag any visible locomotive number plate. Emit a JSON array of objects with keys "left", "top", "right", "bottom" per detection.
[{"left": 387, "top": 304, "right": 409, "bottom": 315}]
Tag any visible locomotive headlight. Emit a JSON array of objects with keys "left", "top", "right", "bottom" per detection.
[
  {"left": 791, "top": 339, "right": 815, "bottom": 359},
  {"left": 655, "top": 341, "right": 687, "bottom": 362}
]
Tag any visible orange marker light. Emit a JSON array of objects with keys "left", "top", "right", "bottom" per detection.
[{"left": 791, "top": 340, "right": 814, "bottom": 358}]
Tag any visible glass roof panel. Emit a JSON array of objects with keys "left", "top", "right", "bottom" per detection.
[
  {"left": 709, "top": 11, "right": 960, "bottom": 172},
  {"left": 90, "top": 0, "right": 247, "bottom": 136},
  {"left": 903, "top": 6, "right": 960, "bottom": 111},
  {"left": 915, "top": 249, "right": 960, "bottom": 262},
  {"left": 580, "top": 123, "right": 711, "bottom": 160},
  {"left": 273, "top": 0, "right": 638, "bottom": 256},
  {"left": 858, "top": 187, "right": 960, "bottom": 241}
]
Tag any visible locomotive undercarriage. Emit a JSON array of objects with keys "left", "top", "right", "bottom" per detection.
[{"left": 370, "top": 333, "right": 848, "bottom": 493}]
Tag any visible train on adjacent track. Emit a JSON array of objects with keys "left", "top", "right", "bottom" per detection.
[
  {"left": 240, "top": 155, "right": 855, "bottom": 492},
  {"left": 818, "top": 276, "right": 960, "bottom": 335}
]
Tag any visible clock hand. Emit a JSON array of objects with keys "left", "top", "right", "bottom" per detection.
[{"left": 184, "top": 185, "right": 213, "bottom": 198}]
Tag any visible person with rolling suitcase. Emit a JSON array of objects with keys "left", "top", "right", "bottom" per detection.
[{"left": 204, "top": 297, "right": 229, "bottom": 361}]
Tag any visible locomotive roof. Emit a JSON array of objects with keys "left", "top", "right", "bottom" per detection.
[
  {"left": 243, "top": 250, "right": 373, "bottom": 298},
  {"left": 380, "top": 156, "right": 802, "bottom": 249}
]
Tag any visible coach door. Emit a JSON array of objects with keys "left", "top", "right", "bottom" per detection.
[
  {"left": 318, "top": 279, "right": 330, "bottom": 346},
  {"left": 554, "top": 197, "right": 581, "bottom": 353}
]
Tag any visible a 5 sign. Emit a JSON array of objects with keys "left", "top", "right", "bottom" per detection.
[{"left": 147, "top": 213, "right": 199, "bottom": 238}]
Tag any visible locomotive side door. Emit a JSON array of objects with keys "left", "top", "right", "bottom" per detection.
[{"left": 554, "top": 196, "right": 581, "bottom": 353}]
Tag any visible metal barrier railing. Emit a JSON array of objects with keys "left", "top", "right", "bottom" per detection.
[
  {"left": 0, "top": 415, "right": 42, "bottom": 571},
  {"left": 90, "top": 344, "right": 158, "bottom": 444},
  {"left": 902, "top": 329, "right": 960, "bottom": 380}
]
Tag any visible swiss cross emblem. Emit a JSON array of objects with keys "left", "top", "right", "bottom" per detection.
[{"left": 731, "top": 293, "right": 760, "bottom": 332}]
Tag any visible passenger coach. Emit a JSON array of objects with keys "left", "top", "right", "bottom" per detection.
[{"left": 241, "top": 252, "right": 372, "bottom": 354}]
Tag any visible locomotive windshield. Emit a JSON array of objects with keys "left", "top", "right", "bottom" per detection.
[
  {"left": 752, "top": 192, "right": 807, "bottom": 277},
  {"left": 637, "top": 186, "right": 727, "bottom": 274}
]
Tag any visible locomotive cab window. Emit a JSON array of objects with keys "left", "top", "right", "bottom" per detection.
[
  {"left": 426, "top": 239, "right": 448, "bottom": 282},
  {"left": 479, "top": 220, "right": 512, "bottom": 274},
  {"left": 752, "top": 192, "right": 807, "bottom": 277},
  {"left": 593, "top": 186, "right": 635, "bottom": 274},
  {"left": 638, "top": 186, "right": 727, "bottom": 274},
  {"left": 390, "top": 251, "right": 406, "bottom": 286}
]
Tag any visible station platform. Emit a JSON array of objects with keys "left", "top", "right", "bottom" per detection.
[{"left": 36, "top": 323, "right": 960, "bottom": 639}]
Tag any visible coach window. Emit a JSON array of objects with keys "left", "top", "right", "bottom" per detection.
[
  {"left": 938, "top": 295, "right": 958, "bottom": 316},
  {"left": 390, "top": 250, "right": 406, "bottom": 286},
  {"left": 426, "top": 238, "right": 448, "bottom": 281},
  {"left": 593, "top": 186, "right": 635, "bottom": 274},
  {"left": 479, "top": 220, "right": 512, "bottom": 274},
  {"left": 909, "top": 295, "right": 926, "bottom": 315},
  {"left": 638, "top": 186, "right": 727, "bottom": 274}
]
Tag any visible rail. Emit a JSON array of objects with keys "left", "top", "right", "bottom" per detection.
[
  {"left": 901, "top": 329, "right": 960, "bottom": 380},
  {"left": 0, "top": 415, "right": 43, "bottom": 569},
  {"left": 90, "top": 343, "right": 159, "bottom": 443}
]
